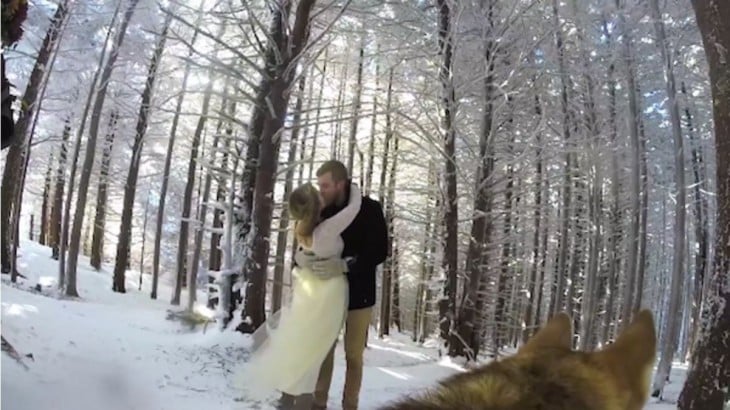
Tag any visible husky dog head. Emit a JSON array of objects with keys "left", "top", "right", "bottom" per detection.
[{"left": 383, "top": 310, "right": 656, "bottom": 410}]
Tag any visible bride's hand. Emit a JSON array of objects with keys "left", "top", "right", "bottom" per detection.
[{"left": 294, "top": 249, "right": 316, "bottom": 269}]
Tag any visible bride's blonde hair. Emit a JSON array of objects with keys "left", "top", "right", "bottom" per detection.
[{"left": 288, "top": 183, "right": 320, "bottom": 247}]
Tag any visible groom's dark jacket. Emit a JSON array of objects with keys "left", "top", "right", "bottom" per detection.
[{"left": 321, "top": 184, "right": 388, "bottom": 310}]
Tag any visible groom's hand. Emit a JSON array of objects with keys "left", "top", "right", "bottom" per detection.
[{"left": 311, "top": 257, "right": 348, "bottom": 279}]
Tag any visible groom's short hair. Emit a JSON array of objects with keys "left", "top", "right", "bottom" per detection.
[{"left": 317, "top": 160, "right": 348, "bottom": 182}]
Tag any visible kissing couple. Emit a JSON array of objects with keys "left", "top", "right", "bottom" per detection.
[{"left": 239, "top": 160, "right": 389, "bottom": 410}]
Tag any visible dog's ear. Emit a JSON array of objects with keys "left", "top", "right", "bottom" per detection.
[
  {"left": 519, "top": 312, "right": 572, "bottom": 354},
  {"left": 597, "top": 310, "right": 656, "bottom": 406}
]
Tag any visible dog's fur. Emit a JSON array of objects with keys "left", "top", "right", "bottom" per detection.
[{"left": 382, "top": 310, "right": 656, "bottom": 410}]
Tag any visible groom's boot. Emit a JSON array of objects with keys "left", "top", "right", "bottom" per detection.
[{"left": 293, "top": 394, "right": 314, "bottom": 410}]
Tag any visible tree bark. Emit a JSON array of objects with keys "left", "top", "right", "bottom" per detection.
[
  {"left": 151, "top": 4, "right": 205, "bottom": 300},
  {"left": 1, "top": 0, "right": 69, "bottom": 274},
  {"left": 600, "top": 15, "right": 621, "bottom": 344},
  {"left": 208, "top": 94, "right": 235, "bottom": 309},
  {"left": 678, "top": 1, "right": 730, "bottom": 407},
  {"left": 364, "top": 43, "right": 379, "bottom": 197},
  {"left": 90, "top": 110, "right": 118, "bottom": 270},
  {"left": 67, "top": 0, "right": 138, "bottom": 296},
  {"left": 57, "top": 0, "right": 122, "bottom": 288},
  {"left": 272, "top": 74, "right": 306, "bottom": 314},
  {"left": 347, "top": 34, "right": 365, "bottom": 173},
  {"left": 616, "top": 0, "right": 643, "bottom": 330},
  {"left": 549, "top": 0, "right": 573, "bottom": 316},
  {"left": 112, "top": 11, "right": 169, "bottom": 294},
  {"left": 239, "top": 0, "right": 317, "bottom": 331},
  {"left": 649, "top": 0, "right": 687, "bottom": 395},
  {"left": 39, "top": 152, "right": 54, "bottom": 246},
  {"left": 49, "top": 121, "right": 71, "bottom": 260},
  {"left": 436, "top": 0, "right": 459, "bottom": 347},
  {"left": 172, "top": 36, "right": 215, "bottom": 305},
  {"left": 377, "top": 68, "right": 395, "bottom": 338},
  {"left": 524, "top": 71, "right": 543, "bottom": 343},
  {"left": 387, "top": 124, "right": 400, "bottom": 332},
  {"left": 681, "top": 81, "right": 710, "bottom": 356},
  {"left": 450, "top": 0, "right": 495, "bottom": 358}
]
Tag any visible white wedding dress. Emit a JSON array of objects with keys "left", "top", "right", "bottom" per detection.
[{"left": 238, "top": 184, "right": 361, "bottom": 398}]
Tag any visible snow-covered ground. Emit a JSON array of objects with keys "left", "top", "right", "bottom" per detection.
[{"left": 2, "top": 240, "right": 684, "bottom": 409}]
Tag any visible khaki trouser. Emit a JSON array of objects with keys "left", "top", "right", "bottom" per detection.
[{"left": 313, "top": 307, "right": 372, "bottom": 410}]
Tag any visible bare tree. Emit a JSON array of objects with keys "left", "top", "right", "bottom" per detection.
[
  {"left": 347, "top": 33, "right": 365, "bottom": 172},
  {"left": 112, "top": 11, "right": 170, "bottom": 294},
  {"left": 49, "top": 121, "right": 71, "bottom": 260},
  {"left": 649, "top": 0, "right": 687, "bottom": 395},
  {"left": 59, "top": 0, "right": 128, "bottom": 290},
  {"left": 436, "top": 0, "right": 459, "bottom": 346},
  {"left": 172, "top": 45, "right": 216, "bottom": 305},
  {"left": 90, "top": 110, "right": 118, "bottom": 270},
  {"left": 677, "top": 1, "right": 730, "bottom": 407},
  {"left": 151, "top": 3, "right": 205, "bottom": 300},
  {"left": 239, "top": 0, "right": 318, "bottom": 331},
  {"left": 39, "top": 152, "right": 54, "bottom": 246},
  {"left": 451, "top": 0, "right": 496, "bottom": 358},
  {"left": 272, "top": 74, "right": 307, "bottom": 314},
  {"left": 1, "top": 0, "right": 69, "bottom": 274},
  {"left": 616, "top": 0, "right": 643, "bottom": 330}
]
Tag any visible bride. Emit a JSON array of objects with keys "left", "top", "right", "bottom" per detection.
[{"left": 238, "top": 181, "right": 361, "bottom": 408}]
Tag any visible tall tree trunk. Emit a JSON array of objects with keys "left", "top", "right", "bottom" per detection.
[
  {"left": 649, "top": 0, "right": 687, "bottom": 395},
  {"left": 678, "top": 1, "right": 730, "bottom": 407},
  {"left": 172, "top": 40, "right": 215, "bottom": 305},
  {"left": 414, "top": 166, "right": 434, "bottom": 342},
  {"left": 601, "top": 15, "right": 621, "bottom": 344},
  {"left": 572, "top": 2, "right": 602, "bottom": 349},
  {"left": 208, "top": 95, "right": 235, "bottom": 309},
  {"left": 524, "top": 75, "right": 543, "bottom": 343},
  {"left": 272, "top": 74, "right": 306, "bottom": 314},
  {"left": 634, "top": 118, "right": 649, "bottom": 311},
  {"left": 90, "top": 110, "right": 117, "bottom": 270},
  {"left": 39, "top": 152, "right": 54, "bottom": 246},
  {"left": 549, "top": 0, "right": 573, "bottom": 316},
  {"left": 307, "top": 49, "right": 327, "bottom": 182},
  {"left": 152, "top": 5, "right": 205, "bottom": 300},
  {"left": 1, "top": 0, "right": 69, "bottom": 274},
  {"left": 239, "top": 0, "right": 317, "bottom": 331},
  {"left": 112, "top": 12, "right": 169, "bottom": 294},
  {"left": 451, "top": 0, "right": 495, "bottom": 358},
  {"left": 616, "top": 0, "right": 642, "bottom": 330},
  {"left": 57, "top": 0, "right": 122, "bottom": 288},
  {"left": 377, "top": 68, "right": 395, "bottom": 338},
  {"left": 364, "top": 44, "right": 379, "bottom": 197},
  {"left": 496, "top": 146, "right": 514, "bottom": 352},
  {"left": 188, "top": 91, "right": 231, "bottom": 312},
  {"left": 66, "top": 0, "right": 138, "bottom": 296},
  {"left": 387, "top": 127, "right": 400, "bottom": 332},
  {"left": 681, "top": 81, "right": 710, "bottom": 355},
  {"left": 50, "top": 121, "right": 71, "bottom": 260},
  {"left": 332, "top": 60, "right": 348, "bottom": 160},
  {"left": 347, "top": 34, "right": 365, "bottom": 173},
  {"left": 436, "top": 0, "right": 459, "bottom": 347},
  {"left": 139, "top": 193, "right": 151, "bottom": 291}
]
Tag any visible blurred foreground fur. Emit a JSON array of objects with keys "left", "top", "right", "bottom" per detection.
[{"left": 382, "top": 310, "right": 656, "bottom": 410}]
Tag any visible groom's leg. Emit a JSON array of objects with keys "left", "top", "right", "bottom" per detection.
[
  {"left": 313, "top": 342, "right": 336, "bottom": 408},
  {"left": 342, "top": 307, "right": 372, "bottom": 410}
]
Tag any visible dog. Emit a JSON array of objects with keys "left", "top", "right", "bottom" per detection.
[{"left": 382, "top": 310, "right": 656, "bottom": 410}]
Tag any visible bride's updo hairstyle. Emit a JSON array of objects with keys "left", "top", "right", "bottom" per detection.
[{"left": 289, "top": 183, "right": 320, "bottom": 247}]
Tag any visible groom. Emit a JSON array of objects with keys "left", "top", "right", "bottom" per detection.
[{"left": 293, "top": 160, "right": 388, "bottom": 410}]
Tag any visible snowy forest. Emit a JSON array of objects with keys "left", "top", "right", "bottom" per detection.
[{"left": 1, "top": 0, "right": 728, "bottom": 409}]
